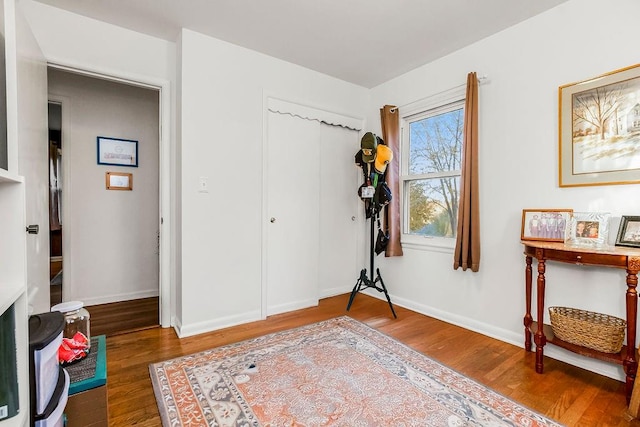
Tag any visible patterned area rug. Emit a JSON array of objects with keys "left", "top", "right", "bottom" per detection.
[{"left": 149, "top": 316, "right": 562, "bottom": 426}]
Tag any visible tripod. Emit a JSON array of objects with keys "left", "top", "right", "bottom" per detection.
[{"left": 346, "top": 210, "right": 397, "bottom": 318}]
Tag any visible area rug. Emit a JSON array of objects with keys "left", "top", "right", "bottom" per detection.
[{"left": 149, "top": 316, "right": 562, "bottom": 426}]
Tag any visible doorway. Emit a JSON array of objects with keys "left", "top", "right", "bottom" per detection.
[
  {"left": 48, "top": 101, "right": 62, "bottom": 306},
  {"left": 47, "top": 68, "right": 161, "bottom": 334}
]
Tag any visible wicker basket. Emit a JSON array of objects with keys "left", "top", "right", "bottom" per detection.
[{"left": 549, "top": 306, "right": 626, "bottom": 353}]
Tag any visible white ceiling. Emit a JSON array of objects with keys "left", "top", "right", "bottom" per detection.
[{"left": 32, "top": 0, "right": 568, "bottom": 88}]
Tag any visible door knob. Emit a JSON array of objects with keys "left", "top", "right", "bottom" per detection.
[
  {"left": 351, "top": 216, "right": 356, "bottom": 221},
  {"left": 270, "top": 217, "right": 276, "bottom": 223}
]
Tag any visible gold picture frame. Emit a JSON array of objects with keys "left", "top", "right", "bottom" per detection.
[
  {"left": 106, "top": 172, "right": 133, "bottom": 191},
  {"left": 521, "top": 209, "right": 573, "bottom": 242},
  {"left": 559, "top": 64, "right": 640, "bottom": 187}
]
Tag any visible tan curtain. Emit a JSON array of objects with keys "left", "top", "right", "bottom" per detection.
[
  {"left": 380, "top": 105, "right": 403, "bottom": 257},
  {"left": 453, "top": 72, "right": 480, "bottom": 272}
]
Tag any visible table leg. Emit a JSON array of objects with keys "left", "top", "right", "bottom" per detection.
[
  {"left": 624, "top": 260, "right": 639, "bottom": 403},
  {"left": 524, "top": 255, "right": 533, "bottom": 352},
  {"left": 534, "top": 253, "right": 546, "bottom": 374}
]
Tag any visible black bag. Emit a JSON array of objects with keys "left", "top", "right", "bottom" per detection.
[
  {"left": 375, "top": 217, "right": 389, "bottom": 255},
  {"left": 375, "top": 181, "right": 392, "bottom": 207}
]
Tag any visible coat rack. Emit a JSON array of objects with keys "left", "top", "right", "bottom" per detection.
[
  {"left": 346, "top": 209, "right": 397, "bottom": 318},
  {"left": 346, "top": 132, "right": 397, "bottom": 318}
]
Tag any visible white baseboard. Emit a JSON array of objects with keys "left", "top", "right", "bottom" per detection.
[
  {"left": 360, "top": 289, "right": 625, "bottom": 382},
  {"left": 319, "top": 286, "right": 353, "bottom": 299},
  {"left": 80, "top": 289, "right": 159, "bottom": 306},
  {"left": 175, "top": 309, "right": 262, "bottom": 338},
  {"left": 266, "top": 298, "right": 318, "bottom": 317}
]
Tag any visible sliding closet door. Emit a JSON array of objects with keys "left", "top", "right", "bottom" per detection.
[
  {"left": 318, "top": 123, "right": 359, "bottom": 297},
  {"left": 266, "top": 112, "right": 320, "bottom": 315}
]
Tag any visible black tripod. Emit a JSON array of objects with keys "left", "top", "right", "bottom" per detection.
[{"left": 346, "top": 211, "right": 397, "bottom": 318}]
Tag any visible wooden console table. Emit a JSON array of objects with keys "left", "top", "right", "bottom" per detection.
[{"left": 522, "top": 241, "right": 640, "bottom": 402}]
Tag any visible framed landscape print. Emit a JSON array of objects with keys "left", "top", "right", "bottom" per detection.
[
  {"left": 521, "top": 209, "right": 573, "bottom": 242},
  {"left": 559, "top": 64, "right": 640, "bottom": 187}
]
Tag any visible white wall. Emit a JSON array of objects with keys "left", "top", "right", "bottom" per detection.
[
  {"left": 177, "top": 29, "right": 368, "bottom": 336},
  {"left": 19, "top": 0, "right": 174, "bottom": 84},
  {"left": 48, "top": 69, "right": 159, "bottom": 305},
  {"left": 368, "top": 0, "right": 640, "bottom": 380},
  {"left": 21, "top": 0, "right": 175, "bottom": 323}
]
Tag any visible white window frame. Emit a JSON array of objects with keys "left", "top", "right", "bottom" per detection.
[{"left": 399, "top": 89, "right": 465, "bottom": 252}]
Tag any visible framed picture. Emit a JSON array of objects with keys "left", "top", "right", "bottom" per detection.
[
  {"left": 564, "top": 212, "right": 610, "bottom": 248},
  {"left": 559, "top": 64, "right": 640, "bottom": 187},
  {"left": 97, "top": 136, "right": 138, "bottom": 167},
  {"left": 615, "top": 216, "right": 640, "bottom": 248},
  {"left": 105, "top": 172, "right": 133, "bottom": 191},
  {"left": 521, "top": 209, "right": 573, "bottom": 242}
]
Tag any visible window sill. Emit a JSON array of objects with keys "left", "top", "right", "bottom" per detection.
[{"left": 401, "top": 235, "right": 455, "bottom": 254}]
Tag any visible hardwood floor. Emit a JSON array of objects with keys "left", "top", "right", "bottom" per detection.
[
  {"left": 88, "top": 297, "right": 159, "bottom": 337},
  {"left": 106, "top": 294, "right": 640, "bottom": 426}
]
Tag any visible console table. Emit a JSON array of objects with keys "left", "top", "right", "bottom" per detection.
[{"left": 522, "top": 241, "right": 640, "bottom": 402}]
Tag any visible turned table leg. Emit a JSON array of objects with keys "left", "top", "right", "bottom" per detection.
[
  {"left": 624, "top": 259, "right": 639, "bottom": 403},
  {"left": 534, "top": 252, "right": 547, "bottom": 374},
  {"left": 524, "top": 255, "right": 533, "bottom": 352}
]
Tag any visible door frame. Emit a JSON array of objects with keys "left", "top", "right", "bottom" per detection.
[
  {"left": 261, "top": 94, "right": 363, "bottom": 319},
  {"left": 47, "top": 61, "right": 173, "bottom": 327}
]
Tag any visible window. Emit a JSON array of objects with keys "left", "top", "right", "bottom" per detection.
[{"left": 401, "top": 98, "right": 464, "bottom": 247}]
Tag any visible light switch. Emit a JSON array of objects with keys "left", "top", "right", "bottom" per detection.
[{"left": 198, "top": 176, "right": 209, "bottom": 193}]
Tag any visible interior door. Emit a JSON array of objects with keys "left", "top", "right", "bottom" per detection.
[
  {"left": 266, "top": 112, "right": 320, "bottom": 315},
  {"left": 15, "top": 6, "right": 50, "bottom": 314},
  {"left": 318, "top": 123, "right": 360, "bottom": 296}
]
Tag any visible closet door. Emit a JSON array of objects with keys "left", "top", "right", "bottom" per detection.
[
  {"left": 266, "top": 112, "right": 320, "bottom": 315},
  {"left": 318, "top": 123, "right": 359, "bottom": 296}
]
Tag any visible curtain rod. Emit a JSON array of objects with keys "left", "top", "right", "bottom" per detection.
[{"left": 396, "top": 74, "right": 488, "bottom": 114}]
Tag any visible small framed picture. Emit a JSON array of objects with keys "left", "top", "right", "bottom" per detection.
[
  {"left": 97, "top": 136, "right": 138, "bottom": 167},
  {"left": 521, "top": 209, "right": 573, "bottom": 242},
  {"left": 615, "top": 216, "right": 640, "bottom": 248},
  {"left": 565, "top": 212, "right": 610, "bottom": 248},
  {"left": 106, "top": 172, "right": 133, "bottom": 191}
]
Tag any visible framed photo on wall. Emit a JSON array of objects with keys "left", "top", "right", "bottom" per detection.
[
  {"left": 559, "top": 64, "right": 640, "bottom": 187},
  {"left": 564, "top": 212, "right": 610, "bottom": 248},
  {"left": 521, "top": 209, "right": 573, "bottom": 242},
  {"left": 97, "top": 136, "right": 138, "bottom": 167},
  {"left": 105, "top": 172, "right": 133, "bottom": 191},
  {"left": 615, "top": 216, "right": 640, "bottom": 248}
]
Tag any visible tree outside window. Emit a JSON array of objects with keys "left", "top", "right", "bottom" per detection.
[{"left": 403, "top": 102, "right": 463, "bottom": 238}]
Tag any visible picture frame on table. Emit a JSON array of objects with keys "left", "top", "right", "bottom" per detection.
[
  {"left": 615, "top": 216, "right": 640, "bottom": 248},
  {"left": 564, "top": 212, "right": 610, "bottom": 248},
  {"left": 97, "top": 136, "right": 138, "bottom": 167},
  {"left": 521, "top": 209, "right": 573, "bottom": 242},
  {"left": 558, "top": 64, "right": 640, "bottom": 187}
]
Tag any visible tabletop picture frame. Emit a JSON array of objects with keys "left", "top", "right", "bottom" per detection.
[
  {"left": 615, "top": 216, "right": 640, "bottom": 248},
  {"left": 521, "top": 209, "right": 573, "bottom": 242},
  {"left": 565, "top": 212, "right": 610, "bottom": 248},
  {"left": 97, "top": 136, "right": 138, "bottom": 167},
  {"left": 559, "top": 64, "right": 640, "bottom": 187}
]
